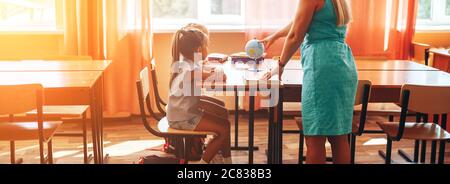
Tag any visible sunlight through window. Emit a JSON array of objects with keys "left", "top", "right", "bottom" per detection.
[{"left": 0, "top": 0, "right": 58, "bottom": 31}]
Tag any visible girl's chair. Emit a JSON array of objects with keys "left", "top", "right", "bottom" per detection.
[{"left": 137, "top": 67, "right": 217, "bottom": 161}]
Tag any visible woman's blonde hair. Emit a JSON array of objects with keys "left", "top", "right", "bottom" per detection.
[{"left": 332, "top": 0, "right": 352, "bottom": 26}]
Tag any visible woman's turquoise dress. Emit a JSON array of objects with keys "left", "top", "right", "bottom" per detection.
[{"left": 300, "top": 0, "right": 358, "bottom": 136}]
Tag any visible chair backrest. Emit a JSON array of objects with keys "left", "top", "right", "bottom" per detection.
[
  {"left": 354, "top": 80, "right": 372, "bottom": 106},
  {"left": 411, "top": 42, "right": 431, "bottom": 65},
  {"left": 353, "top": 80, "right": 372, "bottom": 135},
  {"left": 0, "top": 84, "right": 43, "bottom": 116},
  {"left": 150, "top": 59, "right": 167, "bottom": 115},
  {"left": 42, "top": 55, "right": 93, "bottom": 61},
  {"left": 150, "top": 59, "right": 160, "bottom": 98},
  {"left": 140, "top": 67, "right": 151, "bottom": 100},
  {"left": 401, "top": 84, "right": 450, "bottom": 115},
  {"left": 137, "top": 67, "right": 164, "bottom": 137}
]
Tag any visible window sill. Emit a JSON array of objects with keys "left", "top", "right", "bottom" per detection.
[
  {"left": 0, "top": 30, "right": 64, "bottom": 35},
  {"left": 152, "top": 25, "right": 247, "bottom": 33},
  {"left": 416, "top": 26, "right": 450, "bottom": 32}
]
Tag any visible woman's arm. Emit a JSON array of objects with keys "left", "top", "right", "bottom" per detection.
[
  {"left": 260, "top": 22, "right": 293, "bottom": 49},
  {"left": 279, "top": 0, "right": 319, "bottom": 66}
]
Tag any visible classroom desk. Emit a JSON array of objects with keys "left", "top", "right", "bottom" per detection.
[
  {"left": 283, "top": 59, "right": 439, "bottom": 71},
  {"left": 0, "top": 60, "right": 111, "bottom": 72},
  {"left": 0, "top": 66, "right": 109, "bottom": 164},
  {"left": 272, "top": 70, "right": 450, "bottom": 163},
  {"left": 202, "top": 60, "right": 280, "bottom": 164}
]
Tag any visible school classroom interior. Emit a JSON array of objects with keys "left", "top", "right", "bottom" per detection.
[{"left": 0, "top": 0, "right": 449, "bottom": 164}]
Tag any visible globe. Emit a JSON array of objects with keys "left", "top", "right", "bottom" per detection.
[{"left": 245, "top": 39, "right": 265, "bottom": 59}]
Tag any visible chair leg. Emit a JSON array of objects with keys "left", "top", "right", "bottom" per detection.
[
  {"left": 438, "top": 141, "right": 446, "bottom": 164},
  {"left": 47, "top": 140, "right": 54, "bottom": 164},
  {"left": 420, "top": 140, "right": 427, "bottom": 163},
  {"left": 82, "top": 113, "right": 89, "bottom": 164},
  {"left": 385, "top": 139, "right": 392, "bottom": 164},
  {"left": 389, "top": 115, "right": 394, "bottom": 122},
  {"left": 430, "top": 141, "right": 437, "bottom": 164},
  {"left": 176, "top": 138, "right": 184, "bottom": 159},
  {"left": 184, "top": 138, "right": 193, "bottom": 162},
  {"left": 413, "top": 140, "right": 420, "bottom": 163},
  {"left": 298, "top": 134, "right": 304, "bottom": 164},
  {"left": 39, "top": 138, "right": 45, "bottom": 164},
  {"left": 10, "top": 141, "right": 15, "bottom": 164},
  {"left": 91, "top": 115, "right": 99, "bottom": 164},
  {"left": 350, "top": 135, "right": 356, "bottom": 164}
]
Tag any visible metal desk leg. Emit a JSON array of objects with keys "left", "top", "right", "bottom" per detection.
[
  {"left": 277, "top": 88, "right": 284, "bottom": 164},
  {"left": 232, "top": 90, "right": 259, "bottom": 151},
  {"left": 249, "top": 95, "right": 255, "bottom": 164},
  {"left": 267, "top": 106, "right": 275, "bottom": 164}
]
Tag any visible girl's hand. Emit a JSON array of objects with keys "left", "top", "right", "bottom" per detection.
[
  {"left": 259, "top": 34, "right": 278, "bottom": 50},
  {"left": 262, "top": 65, "right": 284, "bottom": 80}
]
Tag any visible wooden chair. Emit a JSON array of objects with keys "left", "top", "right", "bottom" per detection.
[
  {"left": 20, "top": 56, "right": 96, "bottom": 164},
  {"left": 0, "top": 84, "right": 62, "bottom": 164},
  {"left": 149, "top": 59, "right": 226, "bottom": 118},
  {"left": 26, "top": 105, "right": 92, "bottom": 164},
  {"left": 411, "top": 42, "right": 431, "bottom": 66},
  {"left": 295, "top": 80, "right": 373, "bottom": 164},
  {"left": 137, "top": 67, "right": 217, "bottom": 161},
  {"left": 377, "top": 85, "right": 450, "bottom": 164}
]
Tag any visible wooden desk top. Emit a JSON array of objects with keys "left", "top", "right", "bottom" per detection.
[
  {"left": 430, "top": 49, "right": 450, "bottom": 57},
  {"left": 283, "top": 59, "right": 438, "bottom": 71},
  {"left": 282, "top": 70, "right": 450, "bottom": 88},
  {"left": 201, "top": 60, "right": 280, "bottom": 89},
  {"left": 0, "top": 71, "right": 102, "bottom": 88},
  {"left": 0, "top": 60, "right": 112, "bottom": 72}
]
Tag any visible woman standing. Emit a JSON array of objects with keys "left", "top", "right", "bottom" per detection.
[{"left": 262, "top": 0, "right": 357, "bottom": 164}]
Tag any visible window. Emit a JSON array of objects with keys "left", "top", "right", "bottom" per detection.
[
  {"left": 417, "top": 0, "right": 450, "bottom": 30},
  {"left": 0, "top": 0, "right": 58, "bottom": 31},
  {"left": 151, "top": 0, "right": 245, "bottom": 31}
]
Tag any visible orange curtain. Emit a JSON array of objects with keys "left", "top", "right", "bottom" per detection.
[
  {"left": 245, "top": 0, "right": 297, "bottom": 58},
  {"left": 347, "top": 0, "right": 418, "bottom": 59},
  {"left": 63, "top": 0, "right": 153, "bottom": 115},
  {"left": 245, "top": 0, "right": 419, "bottom": 59}
]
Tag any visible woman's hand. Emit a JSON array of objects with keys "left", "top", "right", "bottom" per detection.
[{"left": 259, "top": 34, "right": 278, "bottom": 50}]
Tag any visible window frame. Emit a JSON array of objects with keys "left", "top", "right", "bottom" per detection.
[
  {"left": 0, "top": 0, "right": 62, "bottom": 33},
  {"left": 152, "top": 0, "right": 245, "bottom": 32},
  {"left": 416, "top": 0, "right": 450, "bottom": 30}
]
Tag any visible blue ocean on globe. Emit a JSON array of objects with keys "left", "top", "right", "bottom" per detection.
[{"left": 245, "top": 39, "right": 265, "bottom": 59}]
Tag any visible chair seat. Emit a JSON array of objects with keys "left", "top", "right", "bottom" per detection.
[
  {"left": 354, "top": 103, "right": 402, "bottom": 115},
  {"left": 0, "top": 121, "right": 62, "bottom": 141},
  {"left": 352, "top": 116, "right": 386, "bottom": 134},
  {"left": 295, "top": 116, "right": 385, "bottom": 134},
  {"left": 155, "top": 118, "right": 217, "bottom": 137},
  {"left": 377, "top": 121, "right": 450, "bottom": 141},
  {"left": 26, "top": 106, "right": 89, "bottom": 118}
]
